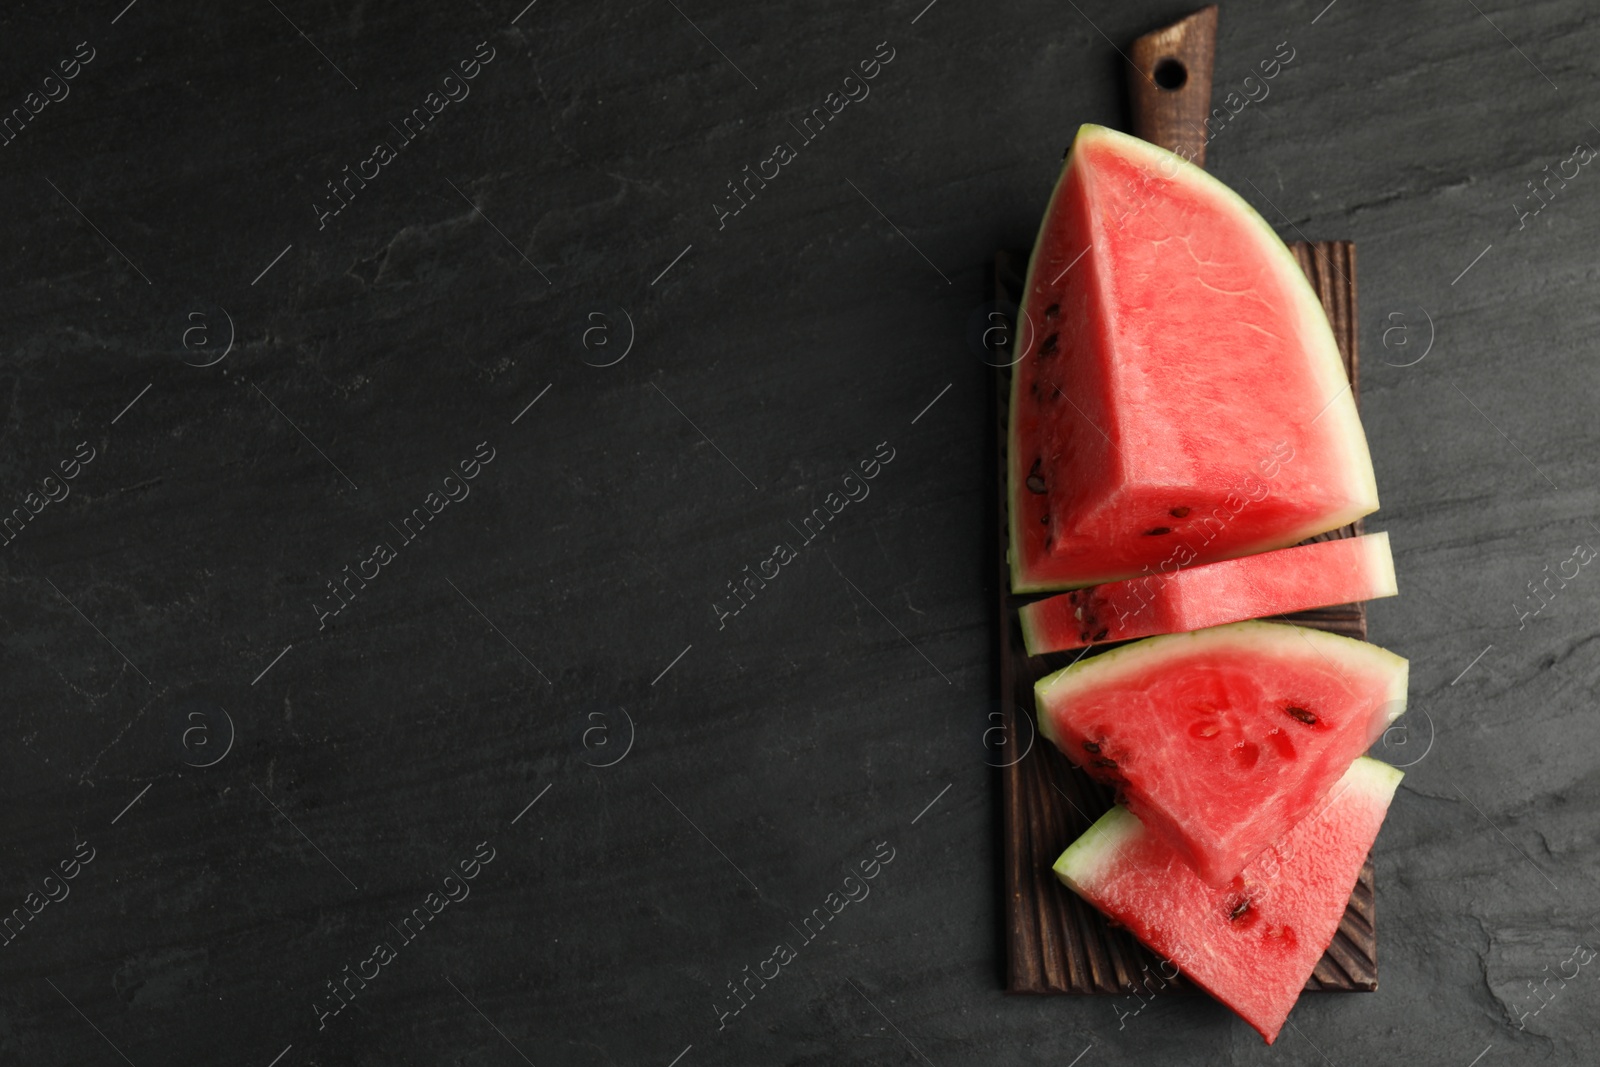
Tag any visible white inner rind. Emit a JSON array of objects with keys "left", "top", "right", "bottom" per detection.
[{"left": 1363, "top": 530, "right": 1399, "bottom": 599}]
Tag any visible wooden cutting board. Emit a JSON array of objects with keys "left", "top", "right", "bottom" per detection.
[{"left": 994, "top": 7, "right": 1378, "bottom": 996}]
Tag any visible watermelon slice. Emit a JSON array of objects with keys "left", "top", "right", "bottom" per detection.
[
  {"left": 1054, "top": 757, "right": 1402, "bottom": 1043},
  {"left": 1018, "top": 532, "right": 1397, "bottom": 655},
  {"left": 1008, "top": 125, "right": 1378, "bottom": 592},
  {"left": 1034, "top": 620, "right": 1406, "bottom": 886}
]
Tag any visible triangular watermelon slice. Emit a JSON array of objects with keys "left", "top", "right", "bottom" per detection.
[
  {"left": 1054, "top": 757, "right": 1403, "bottom": 1044},
  {"left": 1008, "top": 125, "right": 1378, "bottom": 592},
  {"left": 1035, "top": 620, "right": 1406, "bottom": 886},
  {"left": 1019, "top": 531, "right": 1398, "bottom": 654}
]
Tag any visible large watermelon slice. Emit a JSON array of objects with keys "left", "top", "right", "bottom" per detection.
[
  {"left": 1019, "top": 531, "right": 1397, "bottom": 655},
  {"left": 1008, "top": 125, "right": 1378, "bottom": 592},
  {"left": 1054, "top": 757, "right": 1402, "bottom": 1043},
  {"left": 1034, "top": 620, "right": 1406, "bottom": 886}
]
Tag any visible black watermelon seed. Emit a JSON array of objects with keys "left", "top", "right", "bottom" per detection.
[
  {"left": 1082, "top": 741, "right": 1101, "bottom": 753},
  {"left": 1092, "top": 627, "right": 1109, "bottom": 641},
  {"left": 1230, "top": 899, "right": 1252, "bottom": 921},
  {"left": 1045, "top": 303, "right": 1061, "bottom": 319},
  {"left": 1026, "top": 459, "right": 1047, "bottom": 494},
  {"left": 1286, "top": 705, "right": 1318, "bottom": 725},
  {"left": 1144, "top": 526, "right": 1172, "bottom": 536},
  {"left": 1091, "top": 757, "right": 1119, "bottom": 770},
  {"left": 1039, "top": 333, "right": 1059, "bottom": 356},
  {"left": 1170, "top": 506, "right": 1191, "bottom": 518}
]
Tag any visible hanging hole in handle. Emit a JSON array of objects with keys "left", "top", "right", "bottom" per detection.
[{"left": 1153, "top": 58, "right": 1187, "bottom": 90}]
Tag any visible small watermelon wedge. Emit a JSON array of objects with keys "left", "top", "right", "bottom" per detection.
[
  {"left": 1035, "top": 620, "right": 1407, "bottom": 886},
  {"left": 1019, "top": 532, "right": 1398, "bottom": 655},
  {"left": 1054, "top": 757, "right": 1403, "bottom": 1043},
  {"left": 1008, "top": 125, "right": 1378, "bottom": 592}
]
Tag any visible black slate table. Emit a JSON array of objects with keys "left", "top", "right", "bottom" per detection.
[{"left": 1, "top": 1, "right": 1595, "bottom": 1064}]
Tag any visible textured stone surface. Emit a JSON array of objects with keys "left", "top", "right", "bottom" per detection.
[{"left": 0, "top": 0, "right": 1595, "bottom": 1063}]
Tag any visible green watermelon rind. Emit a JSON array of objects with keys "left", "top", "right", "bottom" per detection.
[
  {"left": 1033, "top": 620, "right": 1409, "bottom": 751},
  {"left": 1017, "top": 596, "right": 1050, "bottom": 659},
  {"left": 1017, "top": 531, "right": 1400, "bottom": 658},
  {"left": 1050, "top": 803, "right": 1142, "bottom": 891},
  {"left": 1007, "top": 124, "right": 1381, "bottom": 594}
]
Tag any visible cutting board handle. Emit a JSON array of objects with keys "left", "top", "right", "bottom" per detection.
[{"left": 1127, "top": 5, "right": 1218, "bottom": 167}]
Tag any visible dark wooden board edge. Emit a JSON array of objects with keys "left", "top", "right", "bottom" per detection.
[{"left": 996, "top": 240, "right": 1381, "bottom": 995}]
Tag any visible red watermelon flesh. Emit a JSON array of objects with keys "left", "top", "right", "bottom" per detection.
[
  {"left": 1008, "top": 125, "right": 1378, "bottom": 593},
  {"left": 1019, "top": 532, "right": 1397, "bottom": 655},
  {"left": 1054, "top": 757, "right": 1402, "bottom": 1043},
  {"left": 1035, "top": 621, "right": 1407, "bottom": 887}
]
